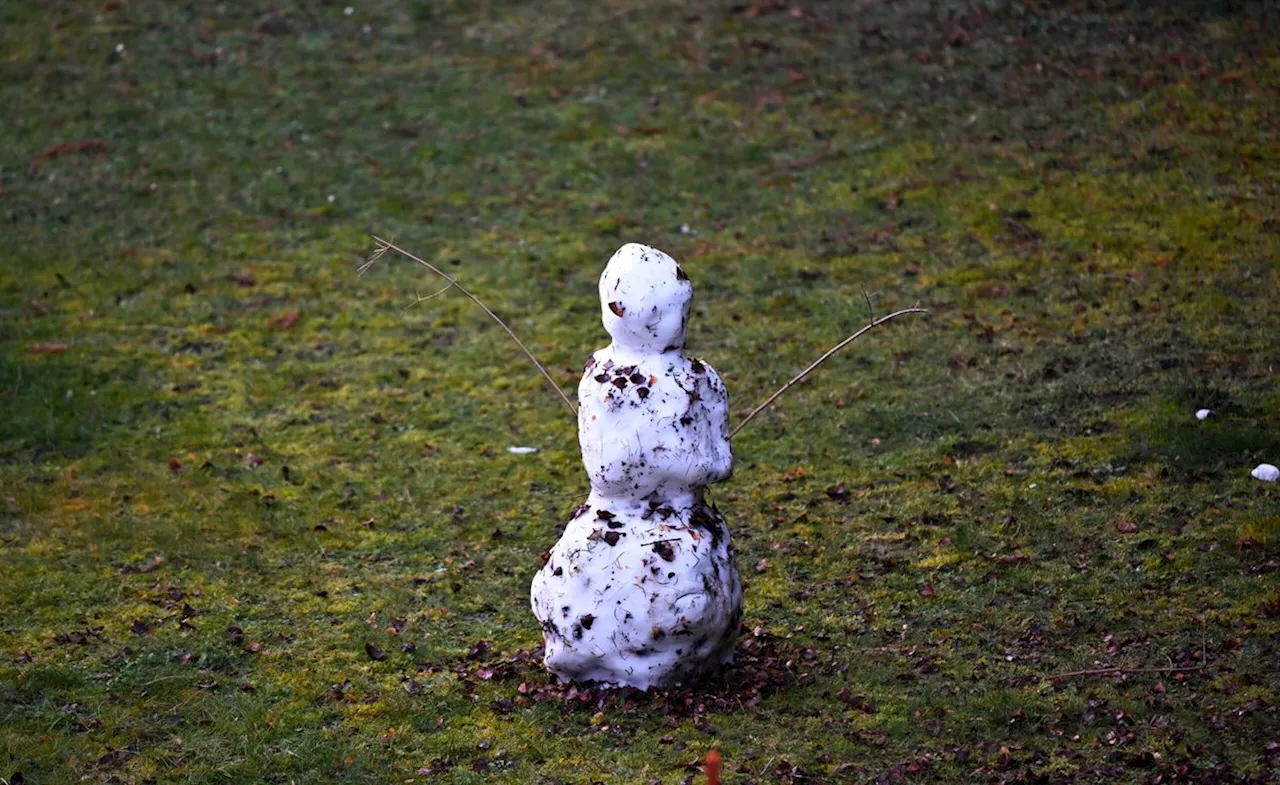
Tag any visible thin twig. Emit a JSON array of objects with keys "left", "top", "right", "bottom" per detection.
[
  {"left": 729, "top": 305, "right": 928, "bottom": 440},
  {"left": 861, "top": 287, "right": 875, "bottom": 327},
  {"left": 1045, "top": 663, "right": 1206, "bottom": 681},
  {"left": 1046, "top": 619, "right": 1209, "bottom": 681},
  {"left": 139, "top": 674, "right": 194, "bottom": 687},
  {"left": 362, "top": 237, "right": 578, "bottom": 417},
  {"left": 403, "top": 282, "right": 455, "bottom": 310}
]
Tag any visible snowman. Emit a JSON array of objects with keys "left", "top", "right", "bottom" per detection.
[{"left": 530, "top": 243, "right": 743, "bottom": 689}]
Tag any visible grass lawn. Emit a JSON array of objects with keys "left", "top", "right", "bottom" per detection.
[{"left": 2, "top": 1, "right": 1278, "bottom": 782}]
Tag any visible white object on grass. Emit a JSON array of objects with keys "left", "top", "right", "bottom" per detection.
[
  {"left": 530, "top": 243, "right": 742, "bottom": 689},
  {"left": 507, "top": 446, "right": 538, "bottom": 455},
  {"left": 1195, "top": 409, "right": 1213, "bottom": 421},
  {"left": 1251, "top": 463, "right": 1279, "bottom": 482}
]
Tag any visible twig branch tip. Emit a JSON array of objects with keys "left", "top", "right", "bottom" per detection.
[
  {"left": 730, "top": 305, "right": 927, "bottom": 440},
  {"left": 361, "top": 237, "right": 577, "bottom": 417}
]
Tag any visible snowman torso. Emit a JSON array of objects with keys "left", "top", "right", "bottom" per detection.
[
  {"left": 530, "top": 243, "right": 743, "bottom": 689},
  {"left": 577, "top": 350, "right": 732, "bottom": 504}
]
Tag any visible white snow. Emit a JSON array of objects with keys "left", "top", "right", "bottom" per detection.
[
  {"left": 1195, "top": 409, "right": 1213, "bottom": 421},
  {"left": 1251, "top": 463, "right": 1279, "bottom": 482},
  {"left": 530, "top": 243, "right": 742, "bottom": 689},
  {"left": 507, "top": 446, "right": 538, "bottom": 455}
]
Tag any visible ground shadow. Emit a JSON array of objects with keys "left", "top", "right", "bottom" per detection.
[{"left": 0, "top": 351, "right": 145, "bottom": 463}]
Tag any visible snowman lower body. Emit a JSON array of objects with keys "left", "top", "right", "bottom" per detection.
[{"left": 530, "top": 492, "right": 743, "bottom": 689}]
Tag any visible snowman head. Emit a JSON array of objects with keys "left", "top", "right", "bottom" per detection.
[{"left": 599, "top": 243, "right": 693, "bottom": 353}]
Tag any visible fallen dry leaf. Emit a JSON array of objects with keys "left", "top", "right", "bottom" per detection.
[
  {"left": 31, "top": 139, "right": 108, "bottom": 170},
  {"left": 30, "top": 343, "right": 69, "bottom": 354},
  {"left": 269, "top": 310, "right": 300, "bottom": 329}
]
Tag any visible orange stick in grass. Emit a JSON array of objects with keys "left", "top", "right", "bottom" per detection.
[{"left": 706, "top": 749, "right": 721, "bottom": 785}]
